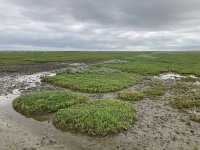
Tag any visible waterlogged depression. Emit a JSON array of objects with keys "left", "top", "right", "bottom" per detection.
[
  {"left": 154, "top": 72, "right": 198, "bottom": 80},
  {"left": 0, "top": 71, "right": 56, "bottom": 112},
  {"left": 154, "top": 73, "right": 200, "bottom": 86},
  {"left": 0, "top": 72, "right": 56, "bottom": 96},
  {"left": 15, "top": 72, "right": 56, "bottom": 89}
]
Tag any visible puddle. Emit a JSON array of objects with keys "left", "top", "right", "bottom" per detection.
[
  {"left": 0, "top": 71, "right": 57, "bottom": 120},
  {"left": 69, "top": 63, "right": 86, "bottom": 66},
  {"left": 154, "top": 73, "right": 184, "bottom": 80},
  {"left": 154, "top": 73, "right": 198, "bottom": 80},
  {"left": 0, "top": 89, "right": 20, "bottom": 105},
  {"left": 0, "top": 71, "right": 56, "bottom": 95},
  {"left": 15, "top": 72, "right": 56, "bottom": 88}
]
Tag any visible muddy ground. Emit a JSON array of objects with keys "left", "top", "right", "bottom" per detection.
[{"left": 0, "top": 62, "right": 200, "bottom": 150}]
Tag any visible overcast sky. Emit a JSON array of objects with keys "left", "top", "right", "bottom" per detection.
[{"left": 0, "top": 0, "right": 199, "bottom": 51}]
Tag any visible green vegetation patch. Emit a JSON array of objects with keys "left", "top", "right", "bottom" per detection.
[
  {"left": 97, "top": 61, "right": 168, "bottom": 75},
  {"left": 53, "top": 99, "right": 136, "bottom": 136},
  {"left": 118, "top": 91, "right": 144, "bottom": 101},
  {"left": 172, "top": 82, "right": 198, "bottom": 96},
  {"left": 43, "top": 66, "right": 140, "bottom": 93},
  {"left": 0, "top": 51, "right": 137, "bottom": 66},
  {"left": 13, "top": 90, "right": 88, "bottom": 115},
  {"left": 171, "top": 96, "right": 200, "bottom": 109},
  {"left": 144, "top": 82, "right": 165, "bottom": 99},
  {"left": 95, "top": 52, "right": 200, "bottom": 76},
  {"left": 145, "top": 88, "right": 165, "bottom": 98}
]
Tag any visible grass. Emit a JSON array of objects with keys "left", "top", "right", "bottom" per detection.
[
  {"left": 144, "top": 82, "right": 165, "bottom": 98},
  {"left": 171, "top": 95, "right": 200, "bottom": 109},
  {"left": 43, "top": 66, "right": 140, "bottom": 93},
  {"left": 12, "top": 90, "right": 88, "bottom": 115},
  {"left": 97, "top": 60, "right": 168, "bottom": 75},
  {"left": 0, "top": 51, "right": 139, "bottom": 66},
  {"left": 172, "top": 82, "right": 198, "bottom": 96},
  {"left": 53, "top": 99, "right": 136, "bottom": 136},
  {"left": 144, "top": 88, "right": 165, "bottom": 98},
  {"left": 95, "top": 52, "right": 200, "bottom": 76},
  {"left": 118, "top": 91, "right": 144, "bottom": 101},
  {"left": 169, "top": 81, "right": 200, "bottom": 109}
]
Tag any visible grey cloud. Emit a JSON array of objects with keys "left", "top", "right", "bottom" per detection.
[
  {"left": 0, "top": 0, "right": 199, "bottom": 50},
  {"left": 10, "top": 0, "right": 200, "bottom": 29}
]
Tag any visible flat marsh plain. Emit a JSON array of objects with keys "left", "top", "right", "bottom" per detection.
[{"left": 1, "top": 51, "right": 200, "bottom": 150}]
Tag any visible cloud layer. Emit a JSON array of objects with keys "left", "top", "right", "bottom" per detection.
[{"left": 0, "top": 0, "right": 200, "bottom": 51}]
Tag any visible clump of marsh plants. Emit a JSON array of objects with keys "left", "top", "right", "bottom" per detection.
[
  {"left": 13, "top": 90, "right": 88, "bottom": 115},
  {"left": 170, "top": 95, "right": 200, "bottom": 109},
  {"left": 43, "top": 66, "right": 140, "bottom": 93},
  {"left": 144, "top": 82, "right": 165, "bottom": 99},
  {"left": 118, "top": 91, "right": 144, "bottom": 101},
  {"left": 53, "top": 99, "right": 136, "bottom": 136}
]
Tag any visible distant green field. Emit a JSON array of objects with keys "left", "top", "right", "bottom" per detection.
[
  {"left": 1, "top": 51, "right": 200, "bottom": 76},
  {"left": 96, "top": 52, "right": 200, "bottom": 76},
  {"left": 0, "top": 51, "right": 141, "bottom": 65}
]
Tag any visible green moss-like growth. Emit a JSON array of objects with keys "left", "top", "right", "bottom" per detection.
[
  {"left": 144, "top": 88, "right": 165, "bottom": 98},
  {"left": 53, "top": 99, "right": 136, "bottom": 136},
  {"left": 43, "top": 66, "right": 140, "bottom": 93},
  {"left": 118, "top": 91, "right": 144, "bottom": 101},
  {"left": 13, "top": 90, "right": 88, "bottom": 115},
  {"left": 171, "top": 97, "right": 200, "bottom": 109},
  {"left": 144, "top": 82, "right": 165, "bottom": 98}
]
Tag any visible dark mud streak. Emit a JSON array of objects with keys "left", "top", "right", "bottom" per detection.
[{"left": 0, "top": 60, "right": 98, "bottom": 74}]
